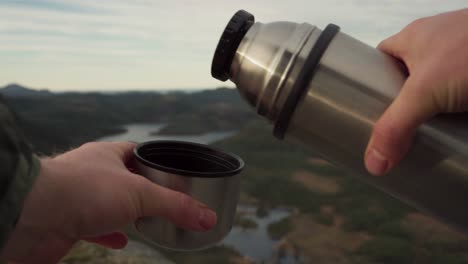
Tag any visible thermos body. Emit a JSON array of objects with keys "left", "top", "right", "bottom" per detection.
[
  {"left": 211, "top": 10, "right": 468, "bottom": 232},
  {"left": 286, "top": 28, "right": 468, "bottom": 232}
]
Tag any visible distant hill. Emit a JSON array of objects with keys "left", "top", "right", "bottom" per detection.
[
  {"left": 1, "top": 84, "right": 255, "bottom": 154},
  {"left": 0, "top": 83, "right": 52, "bottom": 97}
]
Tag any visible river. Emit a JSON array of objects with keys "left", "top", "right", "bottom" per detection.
[
  {"left": 97, "top": 123, "right": 235, "bottom": 144},
  {"left": 224, "top": 205, "right": 302, "bottom": 264},
  {"left": 97, "top": 123, "right": 300, "bottom": 263}
]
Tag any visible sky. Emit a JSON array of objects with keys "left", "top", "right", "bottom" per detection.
[{"left": 0, "top": 0, "right": 466, "bottom": 91}]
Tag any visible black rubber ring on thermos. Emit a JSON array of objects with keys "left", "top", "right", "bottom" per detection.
[{"left": 273, "top": 24, "right": 340, "bottom": 139}]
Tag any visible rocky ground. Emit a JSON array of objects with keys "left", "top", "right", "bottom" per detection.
[{"left": 60, "top": 240, "right": 175, "bottom": 264}]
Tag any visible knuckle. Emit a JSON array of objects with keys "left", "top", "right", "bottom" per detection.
[
  {"left": 399, "top": 18, "right": 427, "bottom": 41},
  {"left": 133, "top": 180, "right": 147, "bottom": 216},
  {"left": 113, "top": 141, "right": 136, "bottom": 149},
  {"left": 377, "top": 38, "right": 389, "bottom": 49},
  {"left": 377, "top": 33, "right": 408, "bottom": 59},
  {"left": 80, "top": 141, "right": 100, "bottom": 149},
  {"left": 407, "top": 17, "right": 427, "bottom": 30},
  {"left": 173, "top": 192, "right": 198, "bottom": 224},
  {"left": 176, "top": 192, "right": 192, "bottom": 215},
  {"left": 133, "top": 177, "right": 154, "bottom": 216}
]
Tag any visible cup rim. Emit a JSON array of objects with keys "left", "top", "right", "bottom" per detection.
[{"left": 134, "top": 140, "right": 245, "bottom": 178}]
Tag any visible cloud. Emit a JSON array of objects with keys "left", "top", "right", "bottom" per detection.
[{"left": 0, "top": 0, "right": 466, "bottom": 90}]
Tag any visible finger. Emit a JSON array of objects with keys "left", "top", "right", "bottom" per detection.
[
  {"left": 133, "top": 176, "right": 217, "bottom": 231},
  {"left": 378, "top": 28, "right": 419, "bottom": 78},
  {"left": 378, "top": 35, "right": 401, "bottom": 58},
  {"left": 84, "top": 232, "right": 128, "bottom": 249},
  {"left": 112, "top": 141, "right": 137, "bottom": 165},
  {"left": 378, "top": 33, "right": 413, "bottom": 76},
  {"left": 365, "top": 75, "right": 437, "bottom": 176},
  {"left": 111, "top": 141, "right": 137, "bottom": 172}
]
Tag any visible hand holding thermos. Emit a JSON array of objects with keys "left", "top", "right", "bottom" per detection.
[
  {"left": 365, "top": 8, "right": 468, "bottom": 176},
  {"left": 212, "top": 8, "right": 468, "bottom": 232}
]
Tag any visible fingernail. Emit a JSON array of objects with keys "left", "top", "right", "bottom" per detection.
[
  {"left": 198, "top": 208, "right": 217, "bottom": 230},
  {"left": 366, "top": 149, "right": 389, "bottom": 176}
]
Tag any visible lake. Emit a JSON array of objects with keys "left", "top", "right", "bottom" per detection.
[
  {"left": 97, "top": 123, "right": 301, "bottom": 263},
  {"left": 224, "top": 205, "right": 302, "bottom": 264},
  {"left": 97, "top": 123, "right": 235, "bottom": 144}
]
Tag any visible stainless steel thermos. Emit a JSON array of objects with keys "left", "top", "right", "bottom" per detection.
[{"left": 211, "top": 10, "right": 468, "bottom": 232}]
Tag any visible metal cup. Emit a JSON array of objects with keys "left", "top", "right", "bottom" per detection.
[{"left": 133, "top": 140, "right": 244, "bottom": 251}]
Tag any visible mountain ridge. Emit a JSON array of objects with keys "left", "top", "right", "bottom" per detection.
[
  {"left": 0, "top": 83, "right": 52, "bottom": 97},
  {"left": 0, "top": 83, "right": 236, "bottom": 96}
]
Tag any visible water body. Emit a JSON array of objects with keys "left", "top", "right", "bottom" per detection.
[
  {"left": 223, "top": 205, "right": 297, "bottom": 263},
  {"left": 97, "top": 123, "right": 235, "bottom": 144}
]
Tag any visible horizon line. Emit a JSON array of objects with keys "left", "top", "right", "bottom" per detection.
[{"left": 1, "top": 83, "right": 235, "bottom": 93}]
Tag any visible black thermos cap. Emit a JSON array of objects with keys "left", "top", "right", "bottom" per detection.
[{"left": 211, "top": 10, "right": 255, "bottom": 81}]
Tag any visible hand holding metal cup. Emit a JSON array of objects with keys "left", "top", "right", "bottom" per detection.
[{"left": 132, "top": 140, "right": 244, "bottom": 251}]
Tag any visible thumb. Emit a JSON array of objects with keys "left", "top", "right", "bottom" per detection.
[
  {"left": 133, "top": 176, "right": 217, "bottom": 231},
  {"left": 377, "top": 31, "right": 406, "bottom": 60},
  {"left": 365, "top": 75, "right": 437, "bottom": 176}
]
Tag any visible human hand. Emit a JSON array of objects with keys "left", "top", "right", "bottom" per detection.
[
  {"left": 2, "top": 141, "right": 217, "bottom": 263},
  {"left": 365, "top": 8, "right": 468, "bottom": 176}
]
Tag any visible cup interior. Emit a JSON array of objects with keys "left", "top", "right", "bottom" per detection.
[{"left": 134, "top": 140, "right": 244, "bottom": 177}]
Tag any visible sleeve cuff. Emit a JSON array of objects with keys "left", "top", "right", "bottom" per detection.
[{"left": 0, "top": 155, "right": 40, "bottom": 249}]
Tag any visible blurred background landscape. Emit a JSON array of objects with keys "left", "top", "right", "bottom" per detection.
[
  {"left": 2, "top": 0, "right": 468, "bottom": 263},
  {"left": 2, "top": 83, "right": 468, "bottom": 264}
]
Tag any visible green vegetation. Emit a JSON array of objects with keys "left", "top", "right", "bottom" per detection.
[
  {"left": 153, "top": 122, "right": 210, "bottom": 135},
  {"left": 234, "top": 213, "right": 258, "bottom": 229},
  {"left": 60, "top": 241, "right": 165, "bottom": 264},
  {"left": 336, "top": 174, "right": 412, "bottom": 233},
  {"left": 214, "top": 122, "right": 326, "bottom": 213},
  {"left": 267, "top": 217, "right": 292, "bottom": 240},
  {"left": 60, "top": 242, "right": 108, "bottom": 263},
  {"left": 3, "top": 86, "right": 254, "bottom": 155},
  {"left": 154, "top": 110, "right": 241, "bottom": 135},
  {"left": 374, "top": 221, "right": 411, "bottom": 239},
  {"left": 313, "top": 212, "right": 334, "bottom": 226},
  {"left": 418, "top": 240, "right": 468, "bottom": 264},
  {"left": 5, "top": 84, "right": 468, "bottom": 263},
  {"left": 357, "top": 236, "right": 414, "bottom": 264},
  {"left": 255, "top": 204, "right": 269, "bottom": 218},
  {"left": 61, "top": 240, "right": 245, "bottom": 264},
  {"left": 159, "top": 245, "right": 241, "bottom": 264},
  {"left": 425, "top": 254, "right": 467, "bottom": 264}
]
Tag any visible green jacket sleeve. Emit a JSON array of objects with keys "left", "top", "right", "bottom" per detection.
[{"left": 0, "top": 99, "right": 40, "bottom": 249}]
